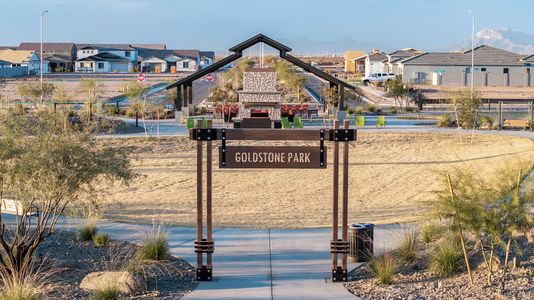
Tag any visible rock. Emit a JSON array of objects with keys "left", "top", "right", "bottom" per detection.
[
  {"left": 80, "top": 271, "right": 146, "bottom": 294},
  {"left": 526, "top": 229, "right": 534, "bottom": 244}
]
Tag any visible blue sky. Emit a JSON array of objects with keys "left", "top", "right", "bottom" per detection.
[{"left": 0, "top": 0, "right": 533, "bottom": 52}]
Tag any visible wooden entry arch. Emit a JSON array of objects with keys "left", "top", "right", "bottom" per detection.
[{"left": 191, "top": 120, "right": 356, "bottom": 282}]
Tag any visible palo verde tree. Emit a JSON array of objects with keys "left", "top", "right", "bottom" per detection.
[
  {"left": 0, "top": 110, "right": 134, "bottom": 283},
  {"left": 434, "top": 164, "right": 534, "bottom": 285},
  {"left": 450, "top": 90, "right": 481, "bottom": 129},
  {"left": 321, "top": 85, "right": 340, "bottom": 117},
  {"left": 16, "top": 82, "right": 55, "bottom": 108},
  {"left": 386, "top": 77, "right": 409, "bottom": 112}
]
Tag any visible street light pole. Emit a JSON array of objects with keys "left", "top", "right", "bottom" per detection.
[
  {"left": 40, "top": 10, "right": 48, "bottom": 103},
  {"left": 468, "top": 10, "right": 475, "bottom": 93}
]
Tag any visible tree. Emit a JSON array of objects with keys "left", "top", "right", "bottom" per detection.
[
  {"left": 386, "top": 77, "right": 409, "bottom": 112},
  {"left": 321, "top": 85, "right": 339, "bottom": 117},
  {"left": 409, "top": 89, "right": 427, "bottom": 111},
  {"left": 450, "top": 90, "right": 481, "bottom": 129},
  {"left": 16, "top": 82, "right": 55, "bottom": 107},
  {"left": 0, "top": 110, "right": 133, "bottom": 284}
]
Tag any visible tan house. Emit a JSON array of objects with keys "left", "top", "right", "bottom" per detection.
[
  {"left": 401, "top": 45, "right": 534, "bottom": 87},
  {"left": 344, "top": 50, "right": 365, "bottom": 73},
  {"left": 0, "top": 49, "right": 42, "bottom": 75}
]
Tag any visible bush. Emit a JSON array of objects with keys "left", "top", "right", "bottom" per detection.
[
  {"left": 437, "top": 114, "right": 454, "bottom": 127},
  {"left": 354, "top": 107, "right": 363, "bottom": 115},
  {"left": 429, "top": 234, "right": 465, "bottom": 277},
  {"left": 396, "top": 228, "right": 419, "bottom": 264},
  {"left": 367, "top": 104, "right": 376, "bottom": 113},
  {"left": 90, "top": 285, "right": 120, "bottom": 300},
  {"left": 0, "top": 281, "right": 39, "bottom": 300},
  {"left": 93, "top": 233, "right": 110, "bottom": 247},
  {"left": 77, "top": 224, "right": 98, "bottom": 242},
  {"left": 136, "top": 225, "right": 169, "bottom": 261},
  {"left": 421, "top": 223, "right": 446, "bottom": 244},
  {"left": 369, "top": 251, "right": 398, "bottom": 285},
  {"left": 479, "top": 115, "right": 493, "bottom": 128},
  {"left": 389, "top": 107, "right": 397, "bottom": 114}
]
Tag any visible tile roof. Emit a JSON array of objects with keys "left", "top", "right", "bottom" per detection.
[
  {"left": 138, "top": 49, "right": 199, "bottom": 60},
  {"left": 402, "top": 45, "right": 525, "bottom": 66},
  {"left": 76, "top": 52, "right": 131, "bottom": 62},
  {"left": 43, "top": 53, "right": 72, "bottom": 63},
  {"left": 131, "top": 44, "right": 167, "bottom": 50},
  {"left": 0, "top": 50, "right": 37, "bottom": 64},
  {"left": 368, "top": 52, "right": 387, "bottom": 62},
  {"left": 80, "top": 44, "right": 135, "bottom": 51},
  {"left": 200, "top": 51, "right": 215, "bottom": 60},
  {"left": 18, "top": 42, "right": 75, "bottom": 52}
]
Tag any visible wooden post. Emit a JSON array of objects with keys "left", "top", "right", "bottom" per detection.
[
  {"left": 332, "top": 120, "right": 339, "bottom": 271},
  {"left": 342, "top": 119, "right": 349, "bottom": 272},
  {"left": 176, "top": 85, "right": 182, "bottom": 111},
  {"left": 206, "top": 120, "right": 213, "bottom": 267},
  {"left": 498, "top": 101, "right": 502, "bottom": 130},
  {"left": 188, "top": 84, "right": 193, "bottom": 105},
  {"left": 196, "top": 120, "right": 203, "bottom": 268},
  {"left": 530, "top": 101, "right": 533, "bottom": 131}
]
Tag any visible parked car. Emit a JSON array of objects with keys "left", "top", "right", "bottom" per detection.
[{"left": 361, "top": 73, "right": 396, "bottom": 85}]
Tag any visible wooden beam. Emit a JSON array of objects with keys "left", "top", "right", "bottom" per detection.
[
  {"left": 342, "top": 119, "right": 349, "bottom": 271},
  {"left": 332, "top": 120, "right": 339, "bottom": 270},
  {"left": 206, "top": 120, "right": 213, "bottom": 267},
  {"left": 196, "top": 119, "right": 203, "bottom": 268}
]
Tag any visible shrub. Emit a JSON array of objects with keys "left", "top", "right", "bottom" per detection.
[
  {"left": 93, "top": 233, "right": 110, "bottom": 247},
  {"left": 90, "top": 285, "right": 120, "bottom": 300},
  {"left": 136, "top": 225, "right": 169, "bottom": 261},
  {"left": 354, "top": 107, "right": 363, "bottom": 114},
  {"left": 479, "top": 115, "right": 493, "bottom": 128},
  {"left": 437, "top": 114, "right": 453, "bottom": 127},
  {"left": 0, "top": 281, "right": 39, "bottom": 300},
  {"left": 389, "top": 107, "right": 397, "bottom": 114},
  {"left": 77, "top": 224, "right": 98, "bottom": 242},
  {"left": 429, "top": 234, "right": 465, "bottom": 277},
  {"left": 421, "top": 223, "right": 446, "bottom": 244},
  {"left": 367, "top": 104, "right": 376, "bottom": 113},
  {"left": 369, "top": 251, "right": 398, "bottom": 285},
  {"left": 396, "top": 228, "right": 419, "bottom": 264}
]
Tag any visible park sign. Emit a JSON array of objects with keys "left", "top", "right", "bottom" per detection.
[{"left": 219, "top": 146, "right": 326, "bottom": 169}]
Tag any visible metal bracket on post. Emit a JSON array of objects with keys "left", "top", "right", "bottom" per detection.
[
  {"left": 192, "top": 128, "right": 218, "bottom": 141},
  {"left": 220, "top": 129, "right": 226, "bottom": 166},
  {"left": 195, "top": 239, "right": 214, "bottom": 281},
  {"left": 320, "top": 129, "right": 325, "bottom": 167},
  {"left": 329, "top": 129, "right": 356, "bottom": 142},
  {"left": 196, "top": 266, "right": 213, "bottom": 281},
  {"left": 331, "top": 266, "right": 347, "bottom": 282}
]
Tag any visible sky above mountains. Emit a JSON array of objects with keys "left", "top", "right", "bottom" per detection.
[{"left": 0, "top": 0, "right": 533, "bottom": 54}]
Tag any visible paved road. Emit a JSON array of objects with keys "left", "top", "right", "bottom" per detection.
[{"left": 3, "top": 215, "right": 403, "bottom": 300}]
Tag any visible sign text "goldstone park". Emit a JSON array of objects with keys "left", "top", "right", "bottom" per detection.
[{"left": 219, "top": 146, "right": 326, "bottom": 169}]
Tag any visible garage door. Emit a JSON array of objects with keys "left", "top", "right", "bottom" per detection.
[{"left": 110, "top": 62, "right": 129, "bottom": 73}]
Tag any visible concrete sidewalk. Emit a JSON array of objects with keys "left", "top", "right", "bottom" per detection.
[{"left": 85, "top": 221, "right": 400, "bottom": 299}]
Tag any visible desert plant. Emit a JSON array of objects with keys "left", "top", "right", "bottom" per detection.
[
  {"left": 90, "top": 284, "right": 120, "bottom": 300},
  {"left": 436, "top": 114, "right": 454, "bottom": 127},
  {"left": 0, "top": 257, "right": 58, "bottom": 300},
  {"left": 354, "top": 107, "right": 363, "bottom": 114},
  {"left": 366, "top": 104, "right": 376, "bottom": 113},
  {"left": 429, "top": 233, "right": 465, "bottom": 277},
  {"left": 0, "top": 111, "right": 133, "bottom": 284},
  {"left": 396, "top": 228, "right": 419, "bottom": 264},
  {"left": 77, "top": 223, "right": 98, "bottom": 242},
  {"left": 386, "top": 77, "right": 409, "bottom": 111},
  {"left": 368, "top": 251, "right": 398, "bottom": 285},
  {"left": 479, "top": 115, "right": 493, "bottom": 128},
  {"left": 450, "top": 90, "right": 481, "bottom": 129},
  {"left": 136, "top": 225, "right": 169, "bottom": 261},
  {"left": 421, "top": 223, "right": 446, "bottom": 244},
  {"left": 93, "top": 233, "right": 110, "bottom": 247}
]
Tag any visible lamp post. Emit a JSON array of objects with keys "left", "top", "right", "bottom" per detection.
[
  {"left": 468, "top": 10, "right": 475, "bottom": 93},
  {"left": 40, "top": 9, "right": 48, "bottom": 103}
]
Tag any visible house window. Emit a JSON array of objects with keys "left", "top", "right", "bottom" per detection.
[
  {"left": 481, "top": 68, "right": 487, "bottom": 72},
  {"left": 125, "top": 51, "right": 130, "bottom": 57},
  {"left": 183, "top": 61, "right": 189, "bottom": 69},
  {"left": 80, "top": 63, "right": 84, "bottom": 68},
  {"left": 98, "top": 62, "right": 104, "bottom": 69},
  {"left": 89, "top": 62, "right": 93, "bottom": 68},
  {"left": 465, "top": 67, "right": 471, "bottom": 73},
  {"left": 504, "top": 68, "right": 509, "bottom": 74}
]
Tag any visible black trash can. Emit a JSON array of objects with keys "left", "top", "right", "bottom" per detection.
[{"left": 348, "top": 223, "right": 374, "bottom": 262}]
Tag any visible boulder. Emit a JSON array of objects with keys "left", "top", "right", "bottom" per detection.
[
  {"left": 80, "top": 271, "right": 146, "bottom": 294},
  {"left": 526, "top": 229, "right": 534, "bottom": 244}
]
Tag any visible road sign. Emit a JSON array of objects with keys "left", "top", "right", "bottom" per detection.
[
  {"left": 137, "top": 73, "right": 145, "bottom": 82},
  {"left": 206, "top": 73, "right": 214, "bottom": 82},
  {"left": 219, "top": 146, "right": 326, "bottom": 169}
]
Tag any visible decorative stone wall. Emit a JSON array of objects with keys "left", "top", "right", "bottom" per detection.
[
  {"left": 243, "top": 69, "right": 278, "bottom": 92},
  {"left": 239, "top": 92, "right": 281, "bottom": 103}
]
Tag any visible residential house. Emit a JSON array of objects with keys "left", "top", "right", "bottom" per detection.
[
  {"left": 77, "top": 44, "right": 137, "bottom": 63},
  {"left": 132, "top": 44, "right": 167, "bottom": 50},
  {"left": 344, "top": 50, "right": 365, "bottom": 73},
  {"left": 0, "top": 49, "right": 42, "bottom": 75},
  {"left": 352, "top": 49, "right": 388, "bottom": 77},
  {"left": 18, "top": 42, "right": 77, "bottom": 72},
  {"left": 138, "top": 49, "right": 203, "bottom": 73},
  {"left": 200, "top": 51, "right": 215, "bottom": 69},
  {"left": 400, "top": 45, "right": 534, "bottom": 87},
  {"left": 381, "top": 48, "right": 421, "bottom": 75},
  {"left": 74, "top": 52, "right": 132, "bottom": 73}
]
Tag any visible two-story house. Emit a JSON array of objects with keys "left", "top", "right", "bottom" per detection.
[
  {"left": 75, "top": 44, "right": 136, "bottom": 72},
  {"left": 18, "top": 42, "right": 77, "bottom": 72}
]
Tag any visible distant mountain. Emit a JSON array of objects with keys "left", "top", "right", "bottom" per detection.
[
  {"left": 445, "top": 28, "right": 534, "bottom": 54},
  {"left": 278, "top": 37, "right": 392, "bottom": 56}
]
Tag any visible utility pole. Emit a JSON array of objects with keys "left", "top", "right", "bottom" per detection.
[
  {"left": 40, "top": 9, "right": 49, "bottom": 104},
  {"left": 468, "top": 10, "right": 475, "bottom": 93}
]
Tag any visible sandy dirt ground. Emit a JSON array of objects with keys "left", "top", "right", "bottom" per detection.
[{"left": 97, "top": 132, "right": 534, "bottom": 229}]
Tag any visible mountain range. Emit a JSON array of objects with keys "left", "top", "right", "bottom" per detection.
[{"left": 446, "top": 28, "right": 534, "bottom": 54}]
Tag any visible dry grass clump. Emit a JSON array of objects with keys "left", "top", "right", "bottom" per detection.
[
  {"left": 396, "top": 228, "right": 419, "bottom": 264},
  {"left": 429, "top": 233, "right": 466, "bottom": 277},
  {"left": 93, "top": 233, "right": 110, "bottom": 247},
  {"left": 135, "top": 225, "right": 169, "bottom": 261},
  {"left": 90, "top": 284, "right": 120, "bottom": 300},
  {"left": 369, "top": 251, "right": 398, "bottom": 285}
]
